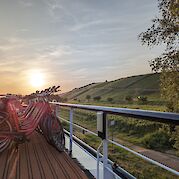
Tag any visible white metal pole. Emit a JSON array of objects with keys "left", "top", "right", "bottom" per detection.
[
  {"left": 55, "top": 105, "right": 59, "bottom": 117},
  {"left": 103, "top": 113, "right": 108, "bottom": 179},
  {"left": 97, "top": 148, "right": 100, "bottom": 179},
  {"left": 97, "top": 141, "right": 103, "bottom": 179},
  {"left": 69, "top": 108, "right": 73, "bottom": 154}
]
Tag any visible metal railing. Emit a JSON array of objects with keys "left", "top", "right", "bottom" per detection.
[{"left": 50, "top": 102, "right": 179, "bottom": 179}]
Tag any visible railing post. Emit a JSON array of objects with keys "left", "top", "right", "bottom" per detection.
[
  {"left": 97, "top": 142, "right": 103, "bottom": 179},
  {"left": 69, "top": 108, "right": 73, "bottom": 155},
  {"left": 97, "top": 152, "right": 100, "bottom": 179},
  {"left": 102, "top": 113, "right": 108, "bottom": 179},
  {"left": 97, "top": 112, "right": 109, "bottom": 179},
  {"left": 55, "top": 105, "right": 59, "bottom": 117}
]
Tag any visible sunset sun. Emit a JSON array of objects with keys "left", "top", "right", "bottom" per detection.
[{"left": 29, "top": 71, "right": 45, "bottom": 87}]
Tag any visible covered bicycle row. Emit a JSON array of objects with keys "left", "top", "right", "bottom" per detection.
[{"left": 0, "top": 86, "right": 65, "bottom": 153}]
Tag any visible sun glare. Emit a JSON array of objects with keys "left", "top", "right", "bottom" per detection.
[{"left": 30, "top": 71, "right": 44, "bottom": 87}]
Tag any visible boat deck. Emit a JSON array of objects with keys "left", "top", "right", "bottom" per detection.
[{"left": 0, "top": 132, "right": 88, "bottom": 179}]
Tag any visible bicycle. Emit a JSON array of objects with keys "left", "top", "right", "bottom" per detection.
[{"left": 0, "top": 86, "right": 65, "bottom": 153}]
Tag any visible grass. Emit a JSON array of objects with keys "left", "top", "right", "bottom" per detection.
[
  {"left": 70, "top": 101, "right": 167, "bottom": 111},
  {"left": 61, "top": 73, "right": 162, "bottom": 104}
]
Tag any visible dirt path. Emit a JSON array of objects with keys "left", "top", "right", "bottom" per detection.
[{"left": 113, "top": 137, "right": 179, "bottom": 172}]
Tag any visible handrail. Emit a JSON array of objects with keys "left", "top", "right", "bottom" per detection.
[
  {"left": 50, "top": 102, "right": 179, "bottom": 124},
  {"left": 51, "top": 102, "right": 179, "bottom": 178}
]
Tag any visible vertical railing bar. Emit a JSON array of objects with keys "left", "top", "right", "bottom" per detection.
[
  {"left": 69, "top": 107, "right": 73, "bottom": 155},
  {"left": 103, "top": 112, "right": 108, "bottom": 179},
  {"left": 105, "top": 166, "right": 122, "bottom": 179},
  {"left": 97, "top": 150, "right": 100, "bottom": 179},
  {"left": 55, "top": 104, "right": 59, "bottom": 117},
  {"left": 97, "top": 141, "right": 103, "bottom": 179}
]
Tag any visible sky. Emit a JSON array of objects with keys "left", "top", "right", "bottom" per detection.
[{"left": 0, "top": 0, "right": 164, "bottom": 94}]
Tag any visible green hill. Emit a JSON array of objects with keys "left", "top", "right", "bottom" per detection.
[{"left": 61, "top": 73, "right": 162, "bottom": 104}]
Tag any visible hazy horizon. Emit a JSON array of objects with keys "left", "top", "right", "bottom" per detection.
[{"left": 0, "top": 0, "right": 164, "bottom": 95}]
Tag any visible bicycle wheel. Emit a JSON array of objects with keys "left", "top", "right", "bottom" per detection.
[
  {"left": 48, "top": 115, "right": 65, "bottom": 152},
  {"left": 0, "top": 111, "right": 9, "bottom": 124},
  {"left": 41, "top": 114, "right": 52, "bottom": 143},
  {"left": 0, "top": 119, "right": 12, "bottom": 153}
]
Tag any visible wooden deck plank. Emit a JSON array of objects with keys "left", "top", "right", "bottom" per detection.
[{"left": 0, "top": 132, "right": 88, "bottom": 179}]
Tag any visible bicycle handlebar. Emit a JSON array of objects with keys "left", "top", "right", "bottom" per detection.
[{"left": 35, "top": 86, "right": 61, "bottom": 97}]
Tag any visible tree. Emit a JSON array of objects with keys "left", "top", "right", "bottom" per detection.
[
  {"left": 139, "top": 0, "right": 179, "bottom": 154},
  {"left": 139, "top": 0, "right": 178, "bottom": 73},
  {"left": 139, "top": 0, "right": 179, "bottom": 112},
  {"left": 125, "top": 95, "right": 133, "bottom": 102},
  {"left": 86, "top": 95, "right": 91, "bottom": 102},
  {"left": 137, "top": 96, "right": 148, "bottom": 103},
  {"left": 61, "top": 97, "right": 67, "bottom": 102},
  {"left": 107, "top": 97, "right": 113, "bottom": 103},
  {"left": 93, "top": 96, "right": 101, "bottom": 101}
]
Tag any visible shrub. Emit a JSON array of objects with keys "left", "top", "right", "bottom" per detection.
[
  {"left": 86, "top": 95, "right": 91, "bottom": 102},
  {"left": 172, "top": 126, "right": 179, "bottom": 156},
  {"left": 61, "top": 97, "right": 67, "bottom": 102},
  {"left": 137, "top": 96, "right": 148, "bottom": 104},
  {"left": 142, "top": 129, "right": 171, "bottom": 150},
  {"left": 93, "top": 96, "right": 101, "bottom": 101},
  {"left": 125, "top": 96, "right": 133, "bottom": 102},
  {"left": 137, "top": 96, "right": 147, "bottom": 102},
  {"left": 107, "top": 97, "right": 113, "bottom": 102}
]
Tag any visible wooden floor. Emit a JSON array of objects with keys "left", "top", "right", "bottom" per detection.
[{"left": 0, "top": 132, "right": 88, "bottom": 179}]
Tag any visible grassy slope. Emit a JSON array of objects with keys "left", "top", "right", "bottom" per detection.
[{"left": 62, "top": 73, "right": 161, "bottom": 103}]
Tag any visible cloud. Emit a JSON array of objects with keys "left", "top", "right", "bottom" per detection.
[
  {"left": 48, "top": 46, "right": 71, "bottom": 57},
  {"left": 36, "top": 45, "right": 72, "bottom": 62},
  {"left": 71, "top": 20, "right": 103, "bottom": 31},
  {"left": 18, "top": 0, "right": 33, "bottom": 7},
  {"left": 44, "top": 0, "right": 62, "bottom": 20},
  {"left": 0, "top": 37, "right": 38, "bottom": 52},
  {"left": 0, "top": 37, "right": 25, "bottom": 51},
  {"left": 44, "top": 0, "right": 78, "bottom": 23}
]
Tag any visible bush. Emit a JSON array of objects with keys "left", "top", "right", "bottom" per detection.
[
  {"left": 137, "top": 96, "right": 148, "bottom": 104},
  {"left": 142, "top": 129, "right": 172, "bottom": 150},
  {"left": 86, "top": 95, "right": 91, "bottom": 102},
  {"left": 61, "top": 97, "right": 67, "bottom": 102},
  {"left": 93, "top": 96, "right": 101, "bottom": 101},
  {"left": 137, "top": 96, "right": 147, "bottom": 102},
  {"left": 173, "top": 126, "right": 179, "bottom": 156},
  {"left": 107, "top": 97, "right": 113, "bottom": 102},
  {"left": 125, "top": 96, "right": 133, "bottom": 102}
]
